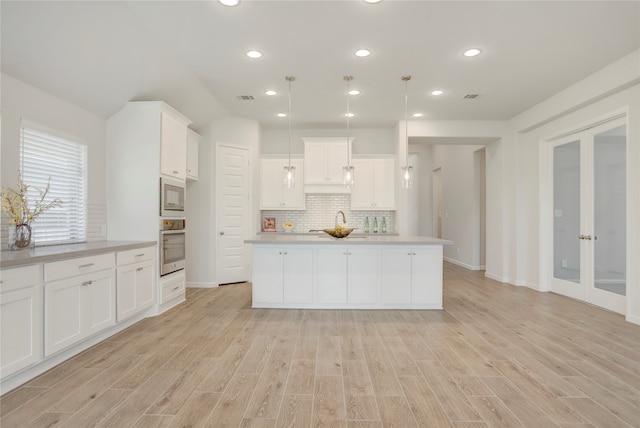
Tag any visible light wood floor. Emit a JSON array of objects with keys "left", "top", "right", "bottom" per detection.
[{"left": 2, "top": 263, "right": 639, "bottom": 428}]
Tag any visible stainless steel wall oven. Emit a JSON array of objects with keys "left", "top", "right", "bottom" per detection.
[{"left": 160, "top": 218, "right": 186, "bottom": 276}]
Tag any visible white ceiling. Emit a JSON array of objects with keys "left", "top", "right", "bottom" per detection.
[{"left": 2, "top": 1, "right": 638, "bottom": 131}]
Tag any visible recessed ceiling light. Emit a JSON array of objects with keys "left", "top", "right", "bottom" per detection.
[
  {"left": 412, "top": 113, "right": 424, "bottom": 118},
  {"left": 246, "top": 50, "right": 263, "bottom": 59},
  {"left": 348, "top": 89, "right": 361, "bottom": 95},
  {"left": 363, "top": 0, "right": 383, "bottom": 3},
  {"left": 265, "top": 90, "right": 277, "bottom": 96},
  {"left": 218, "top": 0, "right": 239, "bottom": 6},
  {"left": 344, "top": 113, "right": 355, "bottom": 118},
  {"left": 463, "top": 48, "right": 482, "bottom": 57},
  {"left": 354, "top": 49, "right": 372, "bottom": 58},
  {"left": 431, "top": 90, "right": 444, "bottom": 96},
  {"left": 277, "top": 113, "right": 287, "bottom": 118}
]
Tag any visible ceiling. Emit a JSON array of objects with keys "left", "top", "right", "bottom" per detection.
[{"left": 2, "top": 1, "right": 638, "bottom": 131}]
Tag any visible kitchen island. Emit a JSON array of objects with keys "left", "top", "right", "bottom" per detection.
[{"left": 244, "top": 234, "right": 452, "bottom": 309}]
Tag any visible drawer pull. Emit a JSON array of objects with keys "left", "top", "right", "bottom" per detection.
[
  {"left": 135, "top": 253, "right": 145, "bottom": 257},
  {"left": 136, "top": 267, "right": 144, "bottom": 272},
  {"left": 79, "top": 263, "right": 94, "bottom": 268},
  {"left": 172, "top": 286, "right": 180, "bottom": 291},
  {"left": 82, "top": 280, "right": 93, "bottom": 286}
]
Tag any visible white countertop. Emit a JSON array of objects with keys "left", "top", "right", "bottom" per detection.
[
  {"left": 245, "top": 234, "right": 453, "bottom": 245},
  {"left": 1, "top": 240, "right": 157, "bottom": 269}
]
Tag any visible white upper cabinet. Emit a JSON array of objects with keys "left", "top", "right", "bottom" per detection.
[
  {"left": 303, "top": 138, "right": 353, "bottom": 192},
  {"left": 160, "top": 112, "right": 187, "bottom": 180},
  {"left": 186, "top": 129, "right": 199, "bottom": 180},
  {"left": 260, "top": 158, "right": 305, "bottom": 210},
  {"left": 351, "top": 158, "right": 395, "bottom": 210}
]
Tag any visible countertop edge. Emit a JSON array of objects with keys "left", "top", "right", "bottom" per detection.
[
  {"left": 244, "top": 235, "right": 453, "bottom": 245},
  {"left": 1, "top": 240, "right": 157, "bottom": 269}
]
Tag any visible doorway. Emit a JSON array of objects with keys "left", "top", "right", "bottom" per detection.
[
  {"left": 432, "top": 167, "right": 442, "bottom": 239},
  {"left": 216, "top": 144, "right": 251, "bottom": 285},
  {"left": 546, "top": 116, "right": 626, "bottom": 314}
]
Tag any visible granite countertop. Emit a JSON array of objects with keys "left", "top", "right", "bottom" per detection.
[
  {"left": 245, "top": 235, "right": 453, "bottom": 246},
  {"left": 1, "top": 240, "right": 157, "bottom": 269}
]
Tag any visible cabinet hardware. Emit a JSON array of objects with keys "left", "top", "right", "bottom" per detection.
[
  {"left": 279, "top": 251, "right": 282, "bottom": 255},
  {"left": 173, "top": 170, "right": 179, "bottom": 174},
  {"left": 136, "top": 267, "right": 144, "bottom": 272},
  {"left": 81, "top": 280, "right": 93, "bottom": 286},
  {"left": 585, "top": 235, "right": 592, "bottom": 240},
  {"left": 135, "top": 253, "right": 145, "bottom": 257},
  {"left": 78, "top": 263, "right": 94, "bottom": 268},
  {"left": 219, "top": 231, "right": 225, "bottom": 235},
  {"left": 408, "top": 252, "right": 412, "bottom": 255},
  {"left": 173, "top": 286, "right": 180, "bottom": 291},
  {"left": 594, "top": 235, "right": 598, "bottom": 240}
]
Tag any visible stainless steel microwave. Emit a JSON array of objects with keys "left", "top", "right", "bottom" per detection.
[{"left": 160, "top": 177, "right": 185, "bottom": 217}]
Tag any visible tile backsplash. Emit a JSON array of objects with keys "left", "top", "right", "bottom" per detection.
[{"left": 261, "top": 194, "right": 395, "bottom": 233}]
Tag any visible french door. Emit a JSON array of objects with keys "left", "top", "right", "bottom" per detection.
[{"left": 549, "top": 117, "right": 627, "bottom": 314}]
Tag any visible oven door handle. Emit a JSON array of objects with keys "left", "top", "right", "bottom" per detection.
[{"left": 161, "top": 229, "right": 186, "bottom": 234}]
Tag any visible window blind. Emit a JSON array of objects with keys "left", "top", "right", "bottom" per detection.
[{"left": 20, "top": 122, "right": 87, "bottom": 245}]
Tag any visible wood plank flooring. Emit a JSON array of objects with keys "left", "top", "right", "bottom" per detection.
[{"left": 1, "top": 263, "right": 639, "bottom": 427}]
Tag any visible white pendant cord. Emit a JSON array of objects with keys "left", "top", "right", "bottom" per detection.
[
  {"left": 345, "top": 75, "right": 352, "bottom": 168},
  {"left": 286, "top": 76, "right": 293, "bottom": 169},
  {"left": 403, "top": 76, "right": 410, "bottom": 168}
]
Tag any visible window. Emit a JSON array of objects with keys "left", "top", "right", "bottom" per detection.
[{"left": 20, "top": 121, "right": 87, "bottom": 245}]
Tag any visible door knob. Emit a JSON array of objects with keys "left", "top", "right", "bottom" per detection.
[{"left": 219, "top": 231, "right": 225, "bottom": 235}]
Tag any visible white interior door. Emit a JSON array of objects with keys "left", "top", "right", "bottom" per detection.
[
  {"left": 549, "top": 117, "right": 626, "bottom": 314},
  {"left": 217, "top": 145, "right": 251, "bottom": 285}
]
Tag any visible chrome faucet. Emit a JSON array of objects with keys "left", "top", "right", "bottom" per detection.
[{"left": 335, "top": 210, "right": 346, "bottom": 229}]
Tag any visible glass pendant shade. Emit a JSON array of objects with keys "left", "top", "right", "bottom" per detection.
[
  {"left": 283, "top": 165, "right": 296, "bottom": 189},
  {"left": 401, "top": 165, "right": 413, "bottom": 189},
  {"left": 343, "top": 165, "right": 354, "bottom": 188}
]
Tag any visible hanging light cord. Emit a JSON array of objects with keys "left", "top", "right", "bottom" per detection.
[
  {"left": 403, "top": 76, "right": 410, "bottom": 168},
  {"left": 286, "top": 76, "right": 294, "bottom": 169},
  {"left": 345, "top": 75, "right": 352, "bottom": 167}
]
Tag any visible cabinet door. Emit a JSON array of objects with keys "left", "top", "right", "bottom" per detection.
[
  {"left": 187, "top": 131, "right": 199, "bottom": 180},
  {"left": 326, "top": 142, "right": 350, "bottom": 184},
  {"left": 135, "top": 261, "right": 155, "bottom": 312},
  {"left": 160, "top": 112, "right": 187, "bottom": 179},
  {"left": 252, "top": 247, "right": 284, "bottom": 303},
  {"left": 304, "top": 143, "right": 329, "bottom": 184},
  {"left": 411, "top": 247, "right": 443, "bottom": 306},
  {"left": 83, "top": 269, "right": 116, "bottom": 337},
  {"left": 373, "top": 159, "right": 396, "bottom": 209},
  {"left": 45, "top": 278, "right": 83, "bottom": 356},
  {"left": 316, "top": 248, "right": 348, "bottom": 303},
  {"left": 350, "top": 159, "right": 375, "bottom": 209},
  {"left": 260, "top": 159, "right": 284, "bottom": 209},
  {"left": 281, "top": 159, "right": 305, "bottom": 209},
  {"left": 347, "top": 248, "right": 379, "bottom": 304},
  {"left": 283, "top": 248, "right": 313, "bottom": 303},
  {"left": 380, "top": 248, "right": 412, "bottom": 304},
  {"left": 1, "top": 286, "right": 43, "bottom": 377},
  {"left": 116, "top": 265, "right": 137, "bottom": 321}
]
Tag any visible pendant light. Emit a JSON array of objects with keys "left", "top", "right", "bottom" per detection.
[
  {"left": 283, "top": 76, "right": 296, "bottom": 189},
  {"left": 343, "top": 75, "right": 355, "bottom": 188},
  {"left": 401, "top": 75, "right": 413, "bottom": 189}
]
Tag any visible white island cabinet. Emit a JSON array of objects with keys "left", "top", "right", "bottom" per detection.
[
  {"left": 245, "top": 235, "right": 452, "bottom": 309},
  {"left": 0, "top": 265, "right": 43, "bottom": 378}
]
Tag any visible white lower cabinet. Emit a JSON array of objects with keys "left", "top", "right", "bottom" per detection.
[
  {"left": 252, "top": 246, "right": 313, "bottom": 305},
  {"left": 381, "top": 247, "right": 443, "bottom": 306},
  {"left": 316, "top": 248, "right": 379, "bottom": 304},
  {"left": 0, "top": 265, "right": 43, "bottom": 378},
  {"left": 160, "top": 271, "right": 186, "bottom": 305},
  {"left": 44, "top": 254, "right": 116, "bottom": 356},
  {"left": 116, "top": 247, "right": 155, "bottom": 321}
]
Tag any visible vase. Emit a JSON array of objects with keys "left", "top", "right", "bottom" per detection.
[{"left": 15, "top": 223, "right": 32, "bottom": 249}]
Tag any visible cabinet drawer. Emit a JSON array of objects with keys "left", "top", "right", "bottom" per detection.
[
  {"left": 161, "top": 274, "right": 185, "bottom": 304},
  {"left": 45, "top": 253, "right": 115, "bottom": 283},
  {"left": 1, "top": 264, "right": 41, "bottom": 293},
  {"left": 117, "top": 246, "right": 155, "bottom": 266}
]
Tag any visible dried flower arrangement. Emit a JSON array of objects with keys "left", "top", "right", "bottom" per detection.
[{"left": 0, "top": 175, "right": 63, "bottom": 248}]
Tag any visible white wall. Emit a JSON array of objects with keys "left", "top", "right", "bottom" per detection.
[
  {"left": 0, "top": 73, "right": 108, "bottom": 243},
  {"left": 186, "top": 117, "right": 261, "bottom": 287},
  {"left": 261, "top": 128, "right": 394, "bottom": 155}
]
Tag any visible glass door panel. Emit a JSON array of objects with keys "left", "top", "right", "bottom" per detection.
[
  {"left": 553, "top": 140, "right": 581, "bottom": 284},
  {"left": 593, "top": 125, "right": 626, "bottom": 296}
]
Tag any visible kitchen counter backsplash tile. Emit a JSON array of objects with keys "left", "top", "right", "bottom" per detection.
[{"left": 261, "top": 194, "right": 395, "bottom": 233}]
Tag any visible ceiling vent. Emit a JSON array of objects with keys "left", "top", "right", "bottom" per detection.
[
  {"left": 463, "top": 94, "right": 480, "bottom": 99},
  {"left": 236, "top": 95, "right": 255, "bottom": 101}
]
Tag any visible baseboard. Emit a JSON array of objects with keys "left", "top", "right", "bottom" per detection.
[
  {"left": 516, "top": 280, "right": 542, "bottom": 291},
  {"left": 443, "top": 257, "right": 484, "bottom": 271},
  {"left": 484, "top": 271, "right": 509, "bottom": 283},
  {"left": 187, "top": 281, "right": 219, "bottom": 288},
  {"left": 626, "top": 314, "right": 640, "bottom": 325}
]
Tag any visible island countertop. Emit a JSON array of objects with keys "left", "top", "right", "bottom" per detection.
[
  {"left": 1, "top": 240, "right": 157, "bottom": 269},
  {"left": 244, "top": 234, "right": 453, "bottom": 245}
]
